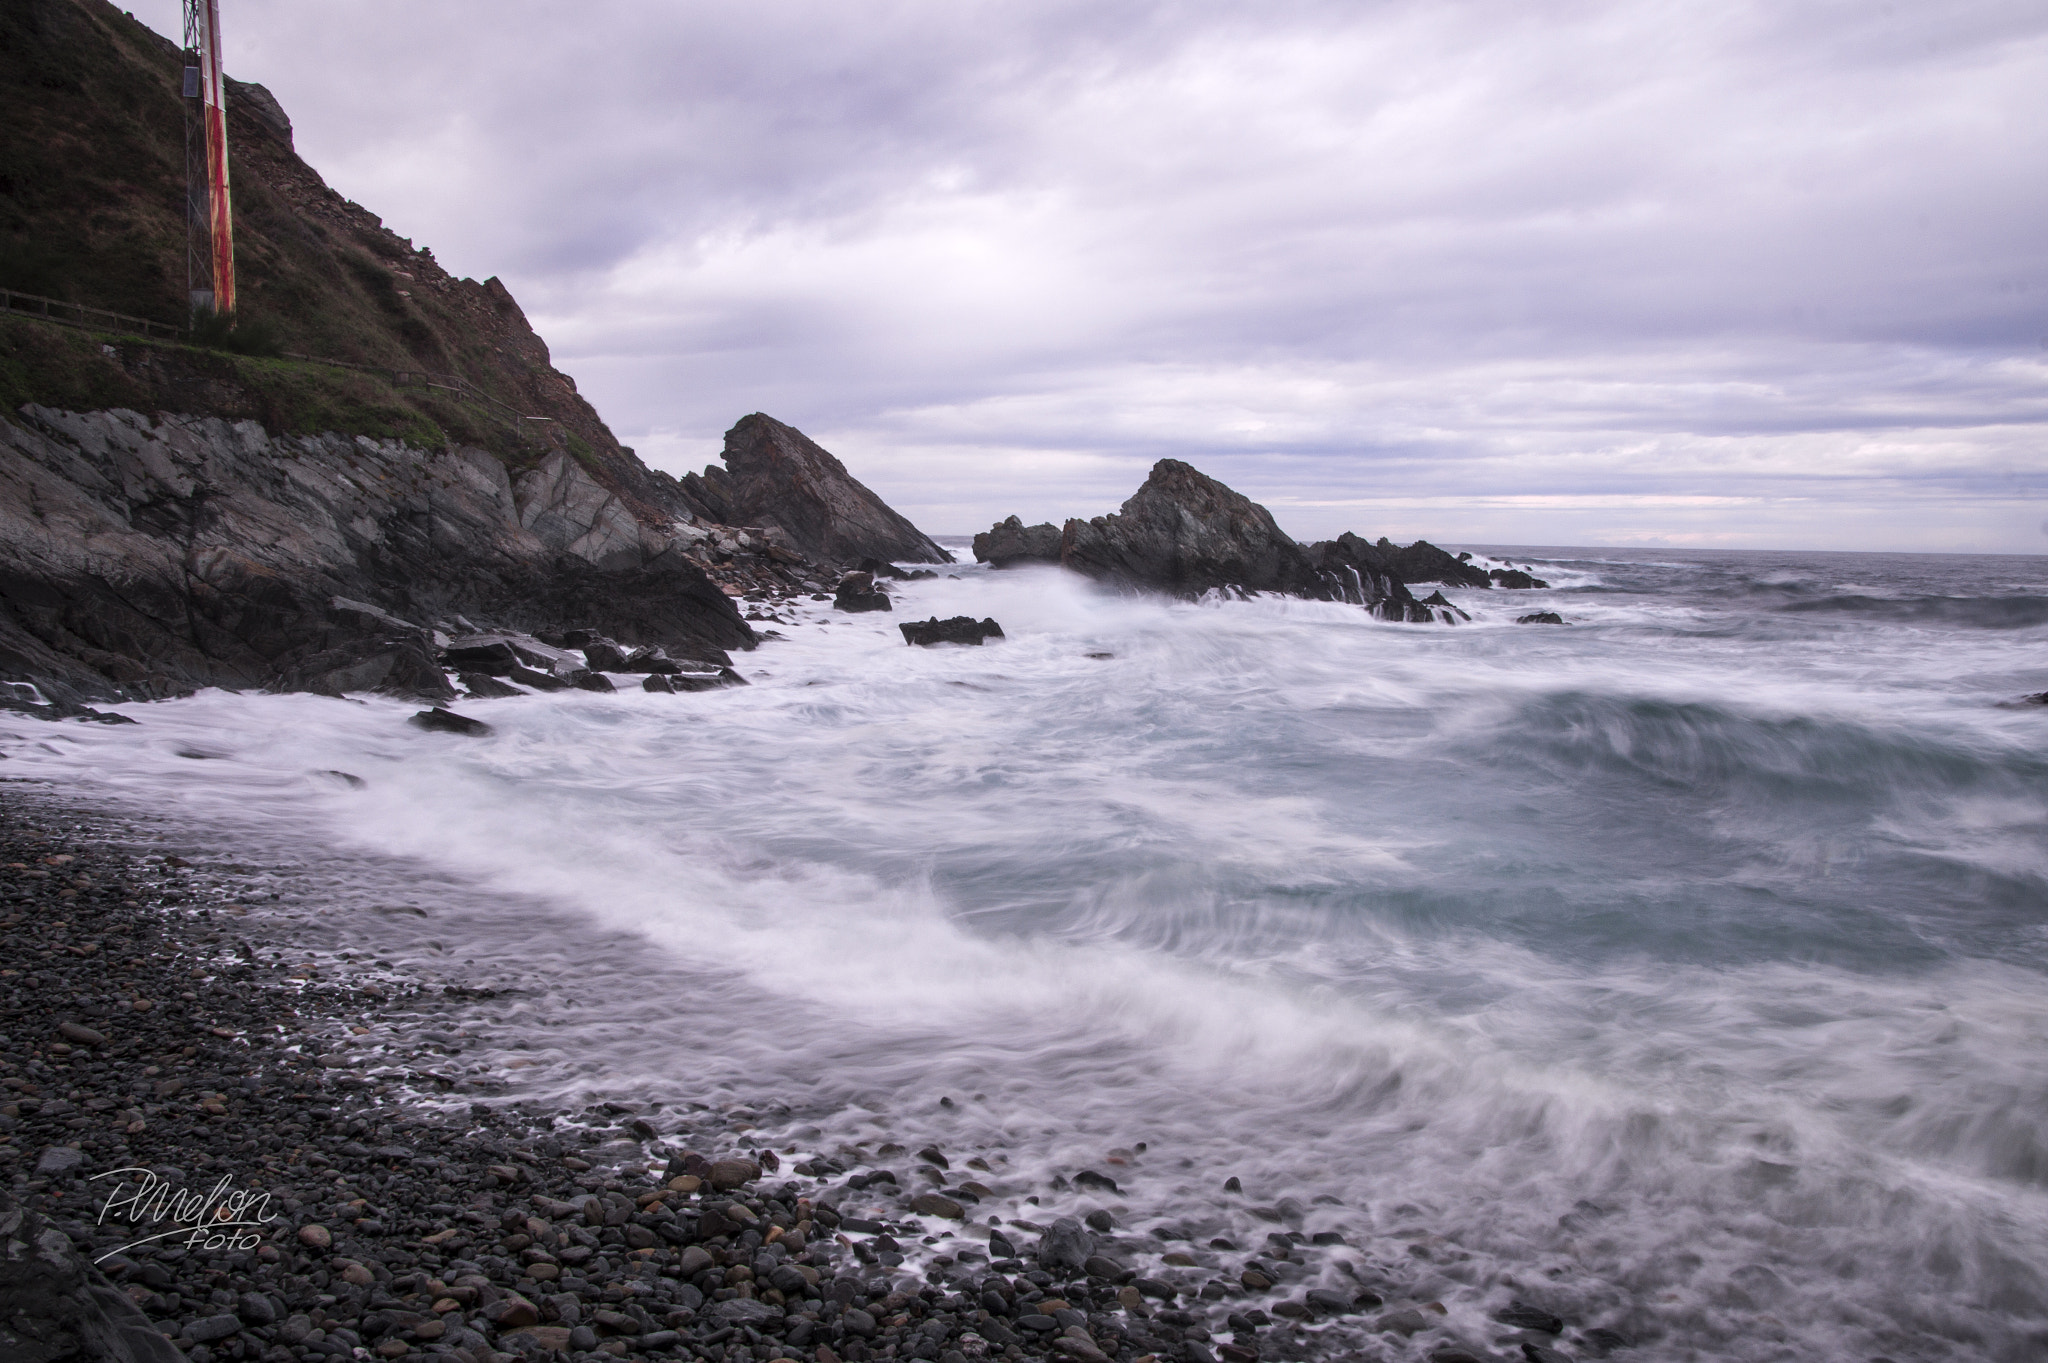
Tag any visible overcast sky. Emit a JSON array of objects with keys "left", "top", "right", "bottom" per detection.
[{"left": 135, "top": 0, "right": 2048, "bottom": 550}]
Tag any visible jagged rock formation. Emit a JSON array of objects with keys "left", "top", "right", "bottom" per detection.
[
  {"left": 1059, "top": 459, "right": 1313, "bottom": 597},
  {"left": 0, "top": 406, "right": 751, "bottom": 708},
  {"left": 900, "top": 616, "right": 1005, "bottom": 646},
  {"left": 682, "top": 415, "right": 950, "bottom": 567},
  {"left": 977, "top": 460, "right": 1484, "bottom": 623},
  {"left": 972, "top": 516, "right": 1063, "bottom": 568}
]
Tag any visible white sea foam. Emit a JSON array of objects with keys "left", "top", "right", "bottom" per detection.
[{"left": 4, "top": 549, "right": 2048, "bottom": 1359}]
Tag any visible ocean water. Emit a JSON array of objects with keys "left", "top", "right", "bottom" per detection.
[{"left": 6, "top": 547, "right": 2048, "bottom": 1361}]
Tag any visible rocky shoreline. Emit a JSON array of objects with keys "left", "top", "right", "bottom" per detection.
[{"left": 0, "top": 783, "right": 1627, "bottom": 1363}]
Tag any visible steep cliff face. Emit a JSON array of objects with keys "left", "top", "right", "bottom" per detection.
[
  {"left": 0, "top": 405, "right": 750, "bottom": 707},
  {"left": 682, "top": 414, "right": 951, "bottom": 566}
]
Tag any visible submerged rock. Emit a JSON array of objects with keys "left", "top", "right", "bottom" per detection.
[
  {"left": 408, "top": 707, "right": 493, "bottom": 736},
  {"left": 900, "top": 616, "right": 1005, "bottom": 646},
  {"left": 834, "top": 571, "right": 893, "bottom": 613}
]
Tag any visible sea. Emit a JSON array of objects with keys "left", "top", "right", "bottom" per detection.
[{"left": 4, "top": 546, "right": 2047, "bottom": 1362}]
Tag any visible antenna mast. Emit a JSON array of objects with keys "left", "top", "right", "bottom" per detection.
[{"left": 181, "top": 0, "right": 235, "bottom": 316}]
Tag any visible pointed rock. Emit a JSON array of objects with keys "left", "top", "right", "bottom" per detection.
[{"left": 683, "top": 414, "right": 951, "bottom": 566}]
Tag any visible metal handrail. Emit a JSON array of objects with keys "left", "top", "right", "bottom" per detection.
[{"left": 0, "top": 286, "right": 184, "bottom": 339}]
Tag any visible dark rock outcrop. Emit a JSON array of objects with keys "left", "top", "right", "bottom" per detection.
[
  {"left": 1490, "top": 567, "right": 1552, "bottom": 589},
  {"left": 1517, "top": 611, "right": 1565, "bottom": 625},
  {"left": 973, "top": 516, "right": 1063, "bottom": 568},
  {"left": 0, "top": 407, "right": 752, "bottom": 705},
  {"left": 1380, "top": 540, "right": 1494, "bottom": 588},
  {"left": 408, "top": 707, "right": 493, "bottom": 736},
  {"left": 1059, "top": 459, "right": 1316, "bottom": 597},
  {"left": 900, "top": 616, "right": 1004, "bottom": 646},
  {"left": 683, "top": 415, "right": 951, "bottom": 567},
  {"left": 833, "top": 571, "right": 892, "bottom": 614},
  {"left": 1, "top": 1190, "right": 183, "bottom": 1363},
  {"left": 1043, "top": 460, "right": 1464, "bottom": 622}
]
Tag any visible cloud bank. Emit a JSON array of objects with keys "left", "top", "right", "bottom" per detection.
[{"left": 136, "top": 0, "right": 2048, "bottom": 549}]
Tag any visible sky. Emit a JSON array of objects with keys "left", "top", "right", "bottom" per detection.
[{"left": 131, "top": 0, "right": 2048, "bottom": 550}]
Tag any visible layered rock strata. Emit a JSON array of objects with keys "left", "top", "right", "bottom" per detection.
[{"left": 0, "top": 405, "right": 752, "bottom": 708}]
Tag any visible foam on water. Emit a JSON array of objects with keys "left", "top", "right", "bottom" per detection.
[{"left": 6, "top": 548, "right": 2048, "bottom": 1360}]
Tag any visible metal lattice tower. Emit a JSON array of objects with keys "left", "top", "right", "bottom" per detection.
[{"left": 182, "top": 0, "right": 235, "bottom": 317}]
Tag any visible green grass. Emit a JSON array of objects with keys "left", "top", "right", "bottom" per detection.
[{"left": 0, "top": 313, "right": 545, "bottom": 457}]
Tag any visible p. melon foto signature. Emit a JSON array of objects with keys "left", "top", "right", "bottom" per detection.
[{"left": 89, "top": 1168, "right": 278, "bottom": 1261}]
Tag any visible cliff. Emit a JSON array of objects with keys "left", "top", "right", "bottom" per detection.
[{"left": 0, "top": 0, "right": 959, "bottom": 711}]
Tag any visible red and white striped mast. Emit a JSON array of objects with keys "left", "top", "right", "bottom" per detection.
[{"left": 182, "top": 0, "right": 235, "bottom": 316}]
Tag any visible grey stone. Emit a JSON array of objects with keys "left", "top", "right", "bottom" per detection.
[
  {"left": 1036, "top": 1217, "right": 1093, "bottom": 1272},
  {"left": 34, "top": 1146, "right": 85, "bottom": 1175}
]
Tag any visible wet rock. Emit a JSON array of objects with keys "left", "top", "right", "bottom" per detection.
[
  {"left": 1304, "top": 1288, "right": 1369, "bottom": 1314},
  {"left": 1493, "top": 1301, "right": 1564, "bottom": 1334},
  {"left": 973, "top": 516, "right": 1064, "bottom": 568},
  {"left": 899, "top": 616, "right": 1005, "bottom": 646},
  {"left": 441, "top": 639, "right": 524, "bottom": 673},
  {"left": 909, "top": 1192, "right": 966, "bottom": 1220},
  {"left": 1577, "top": 1327, "right": 1630, "bottom": 1355},
  {"left": 582, "top": 640, "right": 633, "bottom": 671},
  {"left": 1417, "top": 590, "right": 1472, "bottom": 623},
  {"left": 1522, "top": 1344, "right": 1574, "bottom": 1363},
  {"left": 459, "top": 671, "right": 524, "bottom": 697},
  {"left": 1515, "top": 612, "right": 1565, "bottom": 625},
  {"left": 1489, "top": 568, "right": 1551, "bottom": 589},
  {"left": 1374, "top": 1308, "right": 1437, "bottom": 1336},
  {"left": 505, "top": 664, "right": 569, "bottom": 691},
  {"left": 57, "top": 1020, "right": 107, "bottom": 1046},
  {"left": 1084, "top": 1210, "right": 1115, "bottom": 1233},
  {"left": 643, "top": 673, "right": 676, "bottom": 693},
  {"left": 834, "top": 571, "right": 893, "bottom": 613},
  {"left": 408, "top": 707, "right": 493, "bottom": 736},
  {"left": 708, "top": 1157, "right": 762, "bottom": 1190},
  {"left": 1037, "top": 1218, "right": 1094, "bottom": 1273},
  {"left": 1074, "top": 1169, "right": 1120, "bottom": 1193}
]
